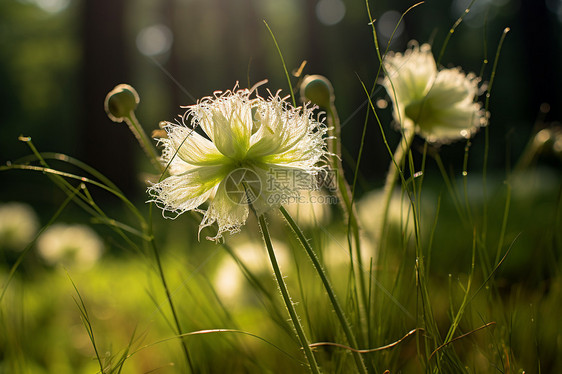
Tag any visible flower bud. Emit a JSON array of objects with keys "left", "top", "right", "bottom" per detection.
[
  {"left": 104, "top": 84, "right": 140, "bottom": 123},
  {"left": 300, "top": 75, "right": 334, "bottom": 109}
]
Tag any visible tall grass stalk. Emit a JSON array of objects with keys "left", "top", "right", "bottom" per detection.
[
  {"left": 262, "top": 23, "right": 363, "bottom": 371},
  {"left": 280, "top": 206, "right": 368, "bottom": 374},
  {"left": 322, "top": 90, "right": 369, "bottom": 344},
  {"left": 69, "top": 277, "right": 105, "bottom": 373},
  {"left": 0, "top": 181, "right": 81, "bottom": 303},
  {"left": 378, "top": 127, "right": 416, "bottom": 248},
  {"left": 147, "top": 210, "right": 195, "bottom": 373},
  {"left": 4, "top": 137, "right": 195, "bottom": 372},
  {"left": 258, "top": 214, "right": 321, "bottom": 374}
]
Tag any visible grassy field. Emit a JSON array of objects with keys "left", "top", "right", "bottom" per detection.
[{"left": 1, "top": 2, "right": 561, "bottom": 373}]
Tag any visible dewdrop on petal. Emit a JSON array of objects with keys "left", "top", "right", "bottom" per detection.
[
  {"left": 382, "top": 41, "right": 487, "bottom": 143},
  {"left": 148, "top": 85, "right": 329, "bottom": 241}
]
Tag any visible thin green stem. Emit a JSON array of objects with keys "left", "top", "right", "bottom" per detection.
[
  {"left": 483, "top": 28, "right": 509, "bottom": 243},
  {"left": 378, "top": 127, "right": 416, "bottom": 247},
  {"left": 436, "top": 0, "right": 477, "bottom": 65},
  {"left": 126, "top": 112, "right": 164, "bottom": 172},
  {"left": 494, "top": 183, "right": 511, "bottom": 266},
  {"left": 325, "top": 102, "right": 368, "bottom": 339},
  {"left": 146, "top": 202, "right": 194, "bottom": 373},
  {"left": 68, "top": 276, "right": 105, "bottom": 374},
  {"left": 148, "top": 234, "right": 194, "bottom": 373},
  {"left": 462, "top": 140, "right": 474, "bottom": 226},
  {"left": 280, "top": 206, "right": 368, "bottom": 374},
  {"left": 263, "top": 20, "right": 296, "bottom": 107},
  {"left": 258, "top": 214, "right": 321, "bottom": 374},
  {"left": 0, "top": 184, "right": 81, "bottom": 303}
]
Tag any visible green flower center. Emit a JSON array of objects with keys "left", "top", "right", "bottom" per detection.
[{"left": 405, "top": 99, "right": 431, "bottom": 124}]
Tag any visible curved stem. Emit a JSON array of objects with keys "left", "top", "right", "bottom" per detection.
[
  {"left": 258, "top": 214, "right": 321, "bottom": 374},
  {"left": 126, "top": 112, "right": 164, "bottom": 173},
  {"left": 280, "top": 206, "right": 368, "bottom": 374}
]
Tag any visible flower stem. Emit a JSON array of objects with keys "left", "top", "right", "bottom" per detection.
[
  {"left": 258, "top": 214, "right": 321, "bottom": 374},
  {"left": 126, "top": 112, "right": 164, "bottom": 173},
  {"left": 326, "top": 103, "right": 369, "bottom": 341},
  {"left": 378, "top": 126, "right": 416, "bottom": 248},
  {"left": 280, "top": 206, "right": 368, "bottom": 374}
]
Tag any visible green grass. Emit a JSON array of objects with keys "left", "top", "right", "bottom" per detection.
[{"left": 1, "top": 163, "right": 559, "bottom": 373}]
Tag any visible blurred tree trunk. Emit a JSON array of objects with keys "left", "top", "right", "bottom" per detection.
[
  {"left": 164, "top": 0, "right": 185, "bottom": 110},
  {"left": 520, "top": 0, "right": 561, "bottom": 119},
  {"left": 242, "top": 0, "right": 266, "bottom": 86},
  {"left": 305, "top": 0, "right": 322, "bottom": 73},
  {"left": 81, "top": 0, "right": 134, "bottom": 194}
]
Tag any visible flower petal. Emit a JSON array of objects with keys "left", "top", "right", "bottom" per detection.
[
  {"left": 199, "top": 179, "right": 249, "bottom": 241},
  {"left": 413, "top": 68, "right": 485, "bottom": 142},
  {"left": 383, "top": 42, "right": 437, "bottom": 120},
  {"left": 147, "top": 165, "right": 228, "bottom": 217},
  {"left": 247, "top": 97, "right": 323, "bottom": 161},
  {"left": 165, "top": 124, "right": 228, "bottom": 166},
  {"left": 428, "top": 68, "right": 479, "bottom": 108},
  {"left": 192, "top": 91, "right": 253, "bottom": 159}
]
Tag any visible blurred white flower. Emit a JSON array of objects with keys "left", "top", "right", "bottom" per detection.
[
  {"left": 323, "top": 232, "right": 374, "bottom": 270},
  {"left": 357, "top": 189, "right": 416, "bottom": 243},
  {"left": 148, "top": 86, "right": 328, "bottom": 241},
  {"left": 37, "top": 224, "right": 104, "bottom": 269},
  {"left": 382, "top": 41, "right": 486, "bottom": 143},
  {"left": 284, "top": 190, "right": 333, "bottom": 228},
  {"left": 214, "top": 239, "right": 290, "bottom": 304},
  {"left": 0, "top": 202, "right": 39, "bottom": 250}
]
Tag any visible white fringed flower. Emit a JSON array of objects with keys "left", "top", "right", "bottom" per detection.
[
  {"left": 148, "top": 86, "right": 328, "bottom": 241},
  {"left": 382, "top": 41, "right": 487, "bottom": 143}
]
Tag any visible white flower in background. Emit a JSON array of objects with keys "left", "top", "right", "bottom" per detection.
[
  {"left": 324, "top": 233, "right": 374, "bottom": 270},
  {"left": 0, "top": 202, "right": 39, "bottom": 250},
  {"left": 284, "top": 190, "right": 333, "bottom": 228},
  {"left": 148, "top": 86, "right": 328, "bottom": 241},
  {"left": 37, "top": 224, "right": 104, "bottom": 269},
  {"left": 357, "top": 189, "right": 416, "bottom": 242},
  {"left": 382, "top": 41, "right": 486, "bottom": 143},
  {"left": 213, "top": 239, "right": 290, "bottom": 304}
]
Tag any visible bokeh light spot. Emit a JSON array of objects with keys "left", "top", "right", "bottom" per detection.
[
  {"left": 136, "top": 24, "right": 173, "bottom": 57},
  {"left": 378, "top": 10, "right": 405, "bottom": 40},
  {"left": 316, "top": 0, "right": 346, "bottom": 26},
  {"left": 376, "top": 98, "right": 388, "bottom": 109},
  {"left": 451, "top": 0, "right": 511, "bottom": 28},
  {"left": 34, "top": 0, "right": 70, "bottom": 14}
]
